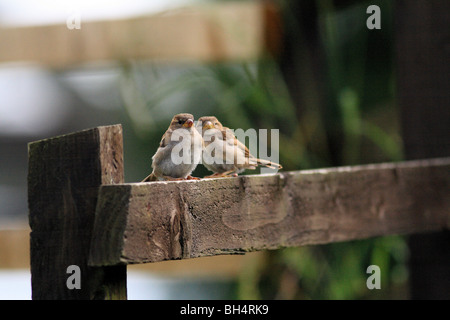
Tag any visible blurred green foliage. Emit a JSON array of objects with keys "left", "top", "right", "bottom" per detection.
[{"left": 119, "top": 0, "right": 408, "bottom": 299}]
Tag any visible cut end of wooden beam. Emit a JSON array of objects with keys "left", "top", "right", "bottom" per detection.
[{"left": 88, "top": 158, "right": 450, "bottom": 267}]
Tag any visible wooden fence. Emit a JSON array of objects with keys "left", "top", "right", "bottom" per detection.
[
  {"left": 27, "top": 124, "right": 450, "bottom": 299},
  {"left": 1, "top": 0, "right": 448, "bottom": 299}
]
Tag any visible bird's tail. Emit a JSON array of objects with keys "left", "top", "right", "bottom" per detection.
[
  {"left": 253, "top": 158, "right": 283, "bottom": 170},
  {"left": 141, "top": 172, "right": 158, "bottom": 182}
]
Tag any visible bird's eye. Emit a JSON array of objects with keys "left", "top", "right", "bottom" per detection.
[
  {"left": 178, "top": 119, "right": 184, "bottom": 124},
  {"left": 215, "top": 123, "right": 218, "bottom": 126}
]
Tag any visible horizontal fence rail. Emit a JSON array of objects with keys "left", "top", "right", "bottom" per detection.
[
  {"left": 0, "top": 2, "right": 280, "bottom": 68},
  {"left": 88, "top": 157, "right": 450, "bottom": 266}
]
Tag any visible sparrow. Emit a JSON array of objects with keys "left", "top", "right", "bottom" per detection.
[
  {"left": 142, "top": 113, "right": 203, "bottom": 182},
  {"left": 196, "top": 116, "right": 282, "bottom": 178}
]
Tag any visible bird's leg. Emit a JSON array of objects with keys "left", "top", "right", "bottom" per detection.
[
  {"left": 185, "top": 175, "right": 201, "bottom": 180},
  {"left": 222, "top": 170, "right": 238, "bottom": 177},
  {"left": 204, "top": 172, "right": 227, "bottom": 179},
  {"left": 204, "top": 170, "right": 237, "bottom": 179},
  {"left": 160, "top": 175, "right": 185, "bottom": 181}
]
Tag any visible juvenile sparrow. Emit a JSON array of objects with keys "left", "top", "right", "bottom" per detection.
[
  {"left": 142, "top": 113, "right": 203, "bottom": 182},
  {"left": 196, "top": 116, "right": 282, "bottom": 178}
]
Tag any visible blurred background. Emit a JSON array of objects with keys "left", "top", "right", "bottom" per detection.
[{"left": 0, "top": 0, "right": 410, "bottom": 299}]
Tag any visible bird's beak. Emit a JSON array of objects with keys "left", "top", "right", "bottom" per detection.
[
  {"left": 203, "top": 121, "right": 214, "bottom": 130},
  {"left": 183, "top": 119, "right": 194, "bottom": 128}
]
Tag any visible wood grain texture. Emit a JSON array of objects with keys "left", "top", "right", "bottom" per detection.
[
  {"left": 89, "top": 157, "right": 450, "bottom": 266},
  {"left": 0, "top": 2, "right": 280, "bottom": 68},
  {"left": 28, "top": 125, "right": 126, "bottom": 299}
]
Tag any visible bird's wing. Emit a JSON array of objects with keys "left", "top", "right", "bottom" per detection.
[
  {"left": 158, "top": 129, "right": 171, "bottom": 148},
  {"left": 223, "top": 127, "right": 251, "bottom": 159}
]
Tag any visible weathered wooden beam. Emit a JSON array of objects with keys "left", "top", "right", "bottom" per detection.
[
  {"left": 0, "top": 2, "right": 280, "bottom": 68},
  {"left": 89, "top": 157, "right": 450, "bottom": 267},
  {"left": 28, "top": 125, "right": 127, "bottom": 299}
]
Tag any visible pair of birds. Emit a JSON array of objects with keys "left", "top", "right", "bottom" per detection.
[{"left": 142, "top": 113, "right": 282, "bottom": 182}]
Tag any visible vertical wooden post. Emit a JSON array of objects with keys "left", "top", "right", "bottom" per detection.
[
  {"left": 396, "top": 0, "right": 450, "bottom": 299},
  {"left": 28, "top": 125, "right": 127, "bottom": 299}
]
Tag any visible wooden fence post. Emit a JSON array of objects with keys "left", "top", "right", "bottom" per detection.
[
  {"left": 27, "top": 125, "right": 127, "bottom": 299},
  {"left": 396, "top": 0, "right": 450, "bottom": 299}
]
